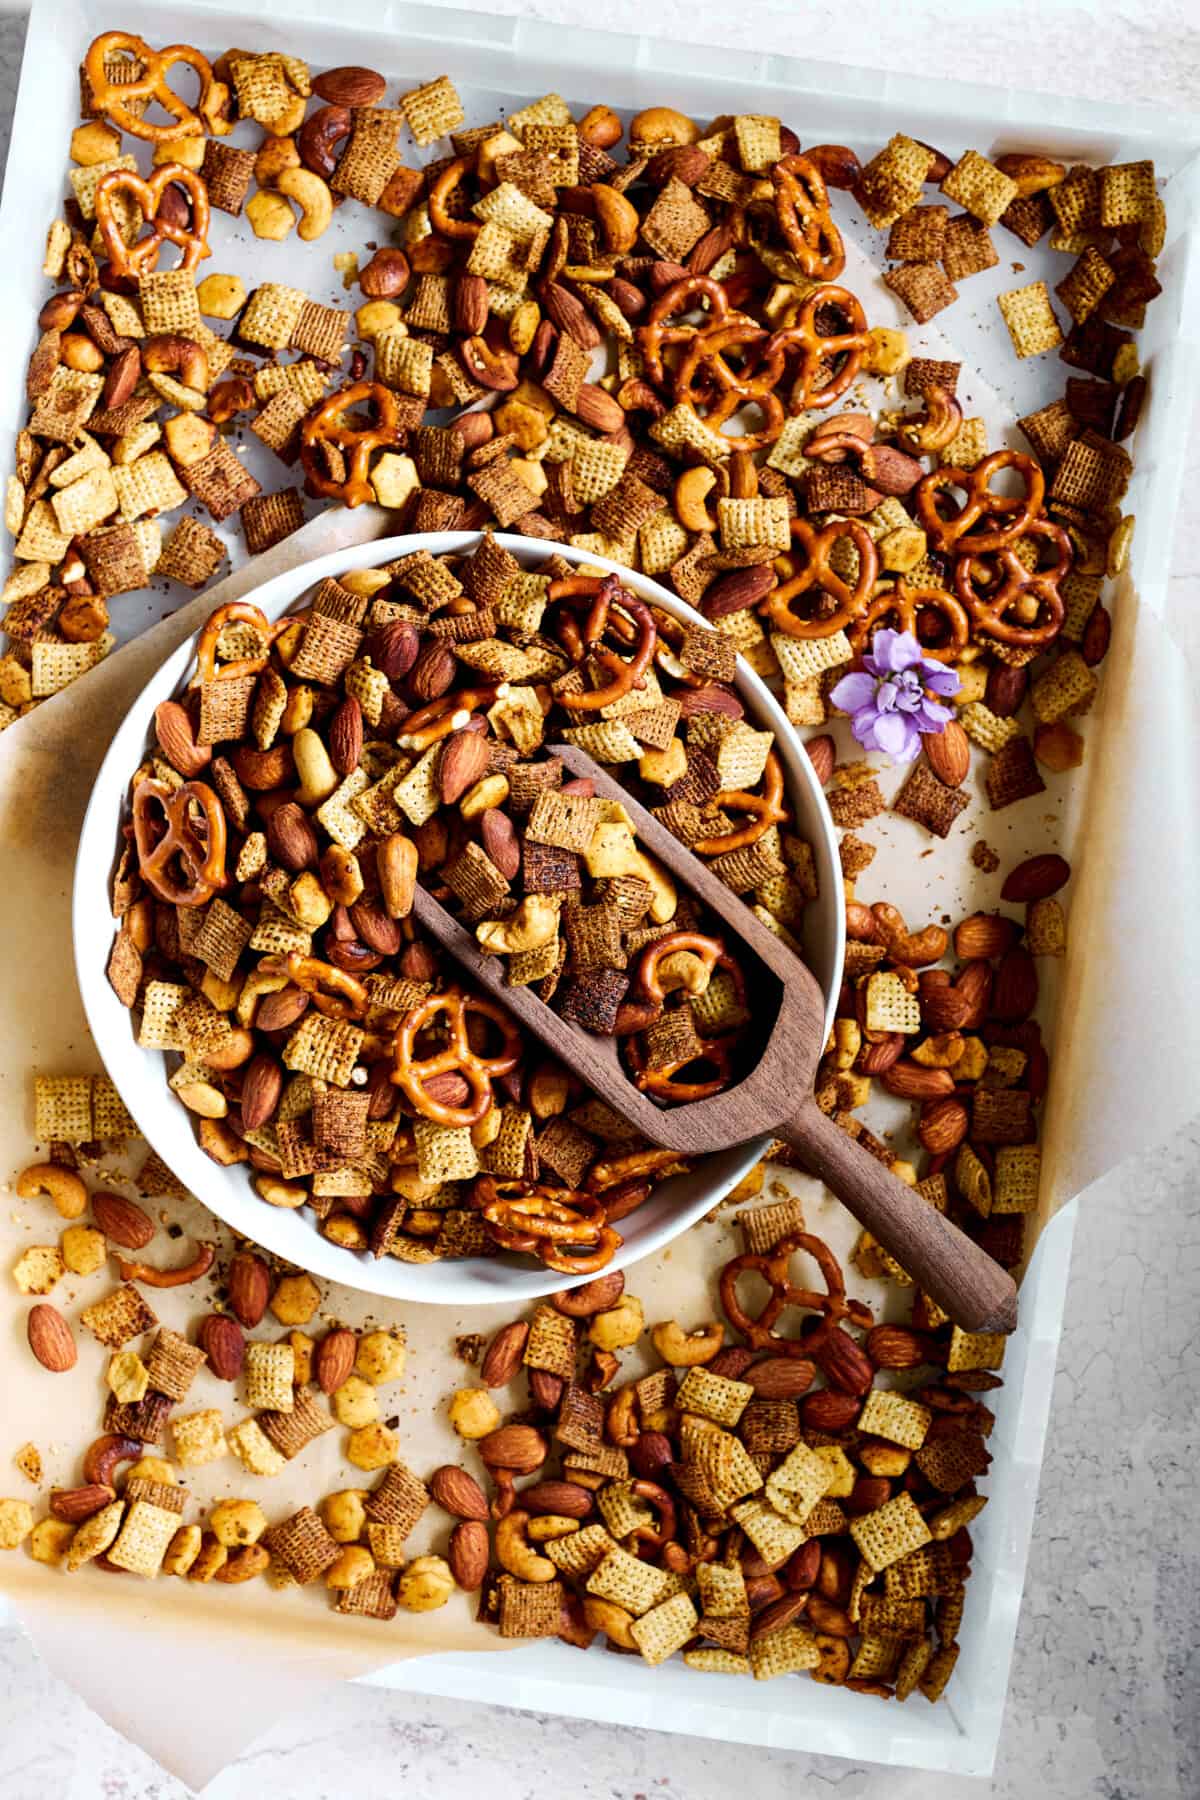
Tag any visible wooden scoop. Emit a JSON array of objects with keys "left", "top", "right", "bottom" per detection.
[{"left": 412, "top": 743, "right": 1018, "bottom": 1335}]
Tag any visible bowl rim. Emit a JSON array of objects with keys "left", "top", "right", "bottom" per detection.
[{"left": 73, "top": 530, "right": 845, "bottom": 1304}]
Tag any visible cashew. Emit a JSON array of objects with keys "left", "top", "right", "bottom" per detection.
[
  {"left": 186, "top": 1535, "right": 229, "bottom": 1583},
  {"left": 592, "top": 185, "right": 640, "bottom": 254},
  {"left": 584, "top": 1596, "right": 638, "bottom": 1648},
  {"left": 630, "top": 105, "right": 699, "bottom": 147},
  {"left": 280, "top": 682, "right": 314, "bottom": 733},
  {"left": 289, "top": 871, "right": 333, "bottom": 929},
  {"left": 340, "top": 567, "right": 392, "bottom": 598},
  {"left": 143, "top": 332, "right": 208, "bottom": 392},
  {"left": 494, "top": 1510, "right": 556, "bottom": 1581},
  {"left": 322, "top": 1213, "right": 368, "bottom": 1250},
  {"left": 650, "top": 1320, "right": 724, "bottom": 1367},
  {"left": 252, "top": 1174, "right": 307, "bottom": 1209},
  {"left": 526, "top": 1514, "right": 579, "bottom": 1542},
  {"left": 17, "top": 1164, "right": 88, "bottom": 1220},
  {"left": 674, "top": 466, "right": 718, "bottom": 532},
  {"left": 292, "top": 728, "right": 338, "bottom": 806},
  {"left": 276, "top": 167, "right": 334, "bottom": 241},
  {"left": 654, "top": 950, "right": 712, "bottom": 996},
  {"left": 396, "top": 1554, "right": 455, "bottom": 1611},
  {"left": 196, "top": 273, "right": 247, "bottom": 320},
  {"left": 476, "top": 895, "right": 560, "bottom": 955},
  {"left": 245, "top": 189, "right": 297, "bottom": 241}
]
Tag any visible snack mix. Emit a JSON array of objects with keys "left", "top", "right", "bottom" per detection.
[{"left": 0, "top": 22, "right": 1163, "bottom": 1710}]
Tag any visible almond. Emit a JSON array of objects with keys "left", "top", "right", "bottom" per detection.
[
  {"left": 541, "top": 282, "right": 601, "bottom": 348},
  {"left": 429, "top": 1464, "right": 491, "bottom": 1520},
  {"left": 992, "top": 945, "right": 1038, "bottom": 1021},
  {"left": 227, "top": 1250, "right": 270, "bottom": 1329},
  {"left": 480, "top": 809, "right": 520, "bottom": 880},
  {"left": 844, "top": 1476, "right": 893, "bottom": 1517},
  {"left": 923, "top": 719, "right": 970, "bottom": 788},
  {"left": 240, "top": 1054, "right": 283, "bottom": 1130},
  {"left": 574, "top": 383, "right": 624, "bottom": 434},
  {"left": 630, "top": 1431, "right": 674, "bottom": 1478},
  {"left": 371, "top": 619, "right": 420, "bottom": 681},
  {"left": 953, "top": 912, "right": 1017, "bottom": 960},
  {"left": 745, "top": 1356, "right": 817, "bottom": 1398},
  {"left": 813, "top": 1327, "right": 874, "bottom": 1396},
  {"left": 480, "top": 1319, "right": 529, "bottom": 1386},
  {"left": 50, "top": 1484, "right": 115, "bottom": 1522},
  {"left": 102, "top": 344, "right": 141, "bottom": 411},
  {"left": 805, "top": 734, "right": 836, "bottom": 786},
  {"left": 707, "top": 1346, "right": 755, "bottom": 1380},
  {"left": 438, "top": 728, "right": 491, "bottom": 805},
  {"left": 315, "top": 1326, "right": 357, "bottom": 1394},
  {"left": 92, "top": 1190, "right": 155, "bottom": 1250},
  {"left": 703, "top": 564, "right": 775, "bottom": 619},
  {"left": 267, "top": 802, "right": 318, "bottom": 872},
  {"left": 646, "top": 144, "right": 710, "bottom": 187},
  {"left": 880, "top": 1060, "right": 956, "bottom": 1100},
  {"left": 452, "top": 273, "right": 490, "bottom": 338},
  {"left": 866, "top": 1324, "right": 936, "bottom": 1369},
  {"left": 27, "top": 1303, "right": 76, "bottom": 1372},
  {"left": 750, "top": 1593, "right": 810, "bottom": 1641},
  {"left": 329, "top": 697, "right": 363, "bottom": 775},
  {"left": 529, "top": 1369, "right": 564, "bottom": 1412},
  {"left": 448, "top": 1518, "right": 490, "bottom": 1591},
  {"left": 674, "top": 683, "right": 744, "bottom": 719},
  {"left": 918, "top": 971, "right": 969, "bottom": 1031},
  {"left": 1001, "top": 853, "right": 1071, "bottom": 902},
  {"left": 784, "top": 1539, "right": 822, "bottom": 1592},
  {"left": 408, "top": 639, "right": 456, "bottom": 702},
  {"left": 154, "top": 699, "right": 211, "bottom": 777},
  {"left": 918, "top": 1095, "right": 969, "bottom": 1155},
  {"left": 376, "top": 834, "right": 418, "bottom": 919},
  {"left": 800, "top": 1389, "right": 860, "bottom": 1431},
  {"left": 478, "top": 1423, "right": 547, "bottom": 1474},
  {"left": 254, "top": 985, "right": 310, "bottom": 1032},
  {"left": 855, "top": 1034, "right": 903, "bottom": 1075},
  {"left": 312, "top": 65, "right": 387, "bottom": 106},
  {"left": 1082, "top": 603, "right": 1112, "bottom": 665},
  {"left": 984, "top": 661, "right": 1027, "bottom": 717},
  {"left": 198, "top": 1312, "right": 244, "bottom": 1381},
  {"left": 955, "top": 960, "right": 993, "bottom": 1027}
]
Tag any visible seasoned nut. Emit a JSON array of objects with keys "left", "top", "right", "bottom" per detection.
[{"left": 359, "top": 248, "right": 411, "bottom": 298}]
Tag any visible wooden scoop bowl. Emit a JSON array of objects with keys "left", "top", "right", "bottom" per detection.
[{"left": 412, "top": 743, "right": 1019, "bottom": 1335}]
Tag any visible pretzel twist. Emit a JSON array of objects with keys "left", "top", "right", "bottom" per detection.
[
  {"left": 763, "top": 516, "right": 880, "bottom": 638},
  {"left": 94, "top": 163, "right": 211, "bottom": 279},
  {"left": 392, "top": 990, "right": 521, "bottom": 1128},
  {"left": 628, "top": 1480, "right": 677, "bottom": 1554},
  {"left": 672, "top": 321, "right": 786, "bottom": 449},
  {"left": 953, "top": 516, "right": 1071, "bottom": 646},
  {"left": 83, "top": 30, "right": 228, "bottom": 142},
  {"left": 398, "top": 684, "right": 507, "bottom": 752},
  {"left": 769, "top": 284, "right": 870, "bottom": 411},
  {"left": 132, "top": 776, "right": 227, "bottom": 906},
  {"left": 847, "top": 579, "right": 971, "bottom": 662},
  {"left": 261, "top": 953, "right": 369, "bottom": 1022},
  {"left": 914, "top": 449, "right": 1045, "bottom": 554},
  {"left": 719, "top": 1230, "right": 859, "bottom": 1357},
  {"left": 637, "top": 274, "right": 734, "bottom": 386},
  {"left": 772, "top": 154, "right": 845, "bottom": 281},
  {"left": 195, "top": 601, "right": 274, "bottom": 685},
  {"left": 547, "top": 574, "right": 657, "bottom": 710},
  {"left": 586, "top": 1148, "right": 689, "bottom": 1192},
  {"left": 300, "top": 381, "right": 403, "bottom": 509},
  {"left": 691, "top": 750, "right": 789, "bottom": 854},
  {"left": 473, "top": 1176, "right": 621, "bottom": 1274},
  {"left": 628, "top": 1030, "right": 739, "bottom": 1102},
  {"left": 427, "top": 156, "right": 481, "bottom": 240}
]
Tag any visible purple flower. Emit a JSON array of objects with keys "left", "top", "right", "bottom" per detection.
[{"left": 829, "top": 629, "right": 960, "bottom": 763}]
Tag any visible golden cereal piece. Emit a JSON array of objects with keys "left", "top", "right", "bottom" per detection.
[
  {"left": 30, "top": 1518, "right": 75, "bottom": 1566},
  {"left": 319, "top": 1489, "right": 370, "bottom": 1544},
  {"left": 448, "top": 1388, "right": 502, "bottom": 1439},
  {"left": 333, "top": 1375, "right": 379, "bottom": 1429},
  {"left": 325, "top": 1544, "right": 375, "bottom": 1588},
  {"left": 197, "top": 273, "right": 247, "bottom": 320},
  {"left": 355, "top": 1329, "right": 406, "bottom": 1385},
  {"left": 270, "top": 1272, "right": 322, "bottom": 1326},
  {"left": 346, "top": 1423, "right": 400, "bottom": 1471},
  {"left": 0, "top": 1498, "right": 35, "bottom": 1550},
  {"left": 588, "top": 1295, "right": 644, "bottom": 1352},
  {"left": 60, "top": 1223, "right": 107, "bottom": 1276},
  {"left": 396, "top": 1553, "right": 455, "bottom": 1611},
  {"left": 209, "top": 1498, "right": 269, "bottom": 1547},
  {"left": 246, "top": 189, "right": 297, "bottom": 241}
]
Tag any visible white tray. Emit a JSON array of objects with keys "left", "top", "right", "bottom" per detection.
[{"left": 3, "top": 0, "right": 1199, "bottom": 1778}]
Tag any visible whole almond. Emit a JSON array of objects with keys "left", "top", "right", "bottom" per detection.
[
  {"left": 198, "top": 1312, "right": 245, "bottom": 1380},
  {"left": 541, "top": 282, "right": 601, "bottom": 348},
  {"left": 1082, "top": 603, "right": 1112, "bottom": 667},
  {"left": 240, "top": 1054, "right": 283, "bottom": 1130},
  {"left": 813, "top": 1328, "right": 875, "bottom": 1396},
  {"left": 918, "top": 1096, "right": 970, "bottom": 1155},
  {"left": 437, "top": 729, "right": 491, "bottom": 805},
  {"left": 452, "top": 274, "right": 490, "bottom": 337},
  {"left": 955, "top": 960, "right": 993, "bottom": 1027},
  {"left": 880, "top": 1060, "right": 956, "bottom": 1100},
  {"left": 750, "top": 1592, "right": 810, "bottom": 1641},
  {"left": 805, "top": 734, "right": 836, "bottom": 786},
  {"left": 953, "top": 912, "right": 1017, "bottom": 960},
  {"left": 630, "top": 1432, "right": 674, "bottom": 1479},
  {"left": 429, "top": 1464, "right": 491, "bottom": 1520},
  {"left": 984, "top": 661, "right": 1027, "bottom": 717},
  {"left": 267, "top": 802, "right": 318, "bottom": 872},
  {"left": 50, "top": 1484, "right": 115, "bottom": 1522},
  {"left": 856, "top": 1034, "right": 904, "bottom": 1075},
  {"left": 845, "top": 1476, "right": 893, "bottom": 1517},
  {"left": 1002, "top": 853, "right": 1071, "bottom": 902},
  {"left": 703, "top": 564, "right": 775, "bottom": 619},
  {"left": 408, "top": 639, "right": 456, "bottom": 702},
  {"left": 480, "top": 1319, "right": 529, "bottom": 1387},
  {"left": 866, "top": 1324, "right": 936, "bottom": 1369},
  {"left": 675, "top": 683, "right": 744, "bottom": 720},
  {"left": 154, "top": 699, "right": 211, "bottom": 777},
  {"left": 312, "top": 65, "right": 387, "bottom": 106},
  {"left": 924, "top": 719, "right": 970, "bottom": 788},
  {"left": 992, "top": 945, "right": 1038, "bottom": 1021},
  {"left": 376, "top": 833, "right": 418, "bottom": 919},
  {"left": 746, "top": 1356, "right": 816, "bottom": 1398},
  {"left": 255, "top": 985, "right": 310, "bottom": 1032},
  {"left": 574, "top": 384, "right": 624, "bottom": 434},
  {"left": 448, "top": 1518, "right": 489, "bottom": 1590},
  {"left": 92, "top": 1190, "right": 155, "bottom": 1250},
  {"left": 315, "top": 1326, "right": 357, "bottom": 1395},
  {"left": 371, "top": 619, "right": 420, "bottom": 681},
  {"left": 478, "top": 1423, "right": 546, "bottom": 1474},
  {"left": 329, "top": 697, "right": 364, "bottom": 775},
  {"left": 519, "top": 1479, "right": 594, "bottom": 1518},
  {"left": 529, "top": 1369, "right": 565, "bottom": 1412},
  {"left": 800, "top": 1389, "right": 860, "bottom": 1431},
  {"left": 918, "top": 971, "right": 969, "bottom": 1032},
  {"left": 227, "top": 1250, "right": 270, "bottom": 1329},
  {"left": 647, "top": 144, "right": 710, "bottom": 187},
  {"left": 480, "top": 809, "right": 520, "bottom": 880},
  {"left": 27, "top": 1303, "right": 76, "bottom": 1372}
]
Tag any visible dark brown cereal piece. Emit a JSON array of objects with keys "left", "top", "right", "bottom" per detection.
[
  {"left": 904, "top": 358, "right": 961, "bottom": 399},
  {"left": 312, "top": 1089, "right": 370, "bottom": 1161},
  {"left": 641, "top": 178, "right": 710, "bottom": 261},
  {"left": 524, "top": 1304, "right": 578, "bottom": 1379},
  {"left": 563, "top": 902, "right": 626, "bottom": 971},
  {"left": 940, "top": 215, "right": 998, "bottom": 282},
  {"left": 80, "top": 521, "right": 149, "bottom": 595},
  {"left": 264, "top": 1506, "right": 341, "bottom": 1583},
  {"left": 555, "top": 1382, "right": 606, "bottom": 1453},
  {"left": 290, "top": 299, "right": 349, "bottom": 364},
  {"left": 891, "top": 764, "right": 969, "bottom": 838},
  {"left": 884, "top": 262, "right": 958, "bottom": 325},
  {"left": 158, "top": 516, "right": 226, "bottom": 589},
  {"left": 250, "top": 388, "right": 309, "bottom": 460},
  {"left": 886, "top": 205, "right": 948, "bottom": 262},
  {"left": 827, "top": 778, "right": 887, "bottom": 829},
  {"left": 410, "top": 425, "right": 465, "bottom": 489},
  {"left": 107, "top": 930, "right": 143, "bottom": 1007},
  {"left": 1000, "top": 191, "right": 1052, "bottom": 247},
  {"left": 103, "top": 1390, "right": 173, "bottom": 1444},
  {"left": 915, "top": 1431, "right": 991, "bottom": 1494},
  {"left": 1018, "top": 398, "right": 1075, "bottom": 467},
  {"left": 143, "top": 1327, "right": 206, "bottom": 1403},
  {"left": 182, "top": 440, "right": 262, "bottom": 522},
  {"left": 241, "top": 488, "right": 306, "bottom": 556},
  {"left": 201, "top": 139, "right": 256, "bottom": 215},
  {"left": 984, "top": 737, "right": 1046, "bottom": 810},
  {"left": 664, "top": 747, "right": 721, "bottom": 808},
  {"left": 972, "top": 1087, "right": 1032, "bottom": 1145},
  {"left": 541, "top": 333, "right": 590, "bottom": 411},
  {"left": 81, "top": 1283, "right": 158, "bottom": 1349},
  {"left": 526, "top": 789, "right": 603, "bottom": 853},
  {"left": 259, "top": 1385, "right": 336, "bottom": 1459},
  {"left": 289, "top": 613, "right": 363, "bottom": 685},
  {"left": 445, "top": 841, "right": 512, "bottom": 921},
  {"left": 679, "top": 628, "right": 737, "bottom": 684},
  {"left": 559, "top": 968, "right": 629, "bottom": 1034},
  {"left": 336, "top": 1568, "right": 399, "bottom": 1618},
  {"left": 198, "top": 674, "right": 257, "bottom": 746},
  {"left": 467, "top": 458, "right": 540, "bottom": 528},
  {"left": 499, "top": 1577, "right": 564, "bottom": 1638},
  {"left": 535, "top": 1116, "right": 597, "bottom": 1187},
  {"left": 364, "top": 1460, "right": 431, "bottom": 1534}
]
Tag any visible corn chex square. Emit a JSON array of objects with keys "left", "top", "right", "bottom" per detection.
[
  {"left": 33, "top": 1074, "right": 93, "bottom": 1143},
  {"left": 414, "top": 1118, "right": 479, "bottom": 1182},
  {"left": 697, "top": 1560, "right": 749, "bottom": 1618},
  {"left": 749, "top": 1624, "right": 821, "bottom": 1680},
  {"left": 80, "top": 1284, "right": 157, "bottom": 1349},
  {"left": 107, "top": 1499, "right": 178, "bottom": 1578},
  {"left": 675, "top": 1366, "right": 753, "bottom": 1428},
  {"left": 244, "top": 1341, "right": 295, "bottom": 1412},
  {"left": 545, "top": 1522, "right": 617, "bottom": 1576},
  {"left": 596, "top": 1480, "right": 655, "bottom": 1540},
  {"left": 586, "top": 1546, "right": 674, "bottom": 1616},
  {"left": 631, "top": 1591, "right": 698, "bottom": 1666},
  {"left": 730, "top": 1497, "right": 808, "bottom": 1566},
  {"left": 857, "top": 1388, "right": 932, "bottom": 1450},
  {"left": 171, "top": 1408, "right": 228, "bottom": 1468},
  {"left": 850, "top": 1492, "right": 933, "bottom": 1573},
  {"left": 764, "top": 1440, "right": 834, "bottom": 1525}
]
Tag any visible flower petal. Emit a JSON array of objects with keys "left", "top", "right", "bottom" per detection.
[
  {"left": 830, "top": 671, "right": 877, "bottom": 713},
  {"left": 873, "top": 709, "right": 912, "bottom": 756},
  {"left": 924, "top": 666, "right": 962, "bottom": 697}
]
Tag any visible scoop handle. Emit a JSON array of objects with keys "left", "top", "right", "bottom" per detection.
[{"left": 781, "top": 1099, "right": 1019, "bottom": 1334}]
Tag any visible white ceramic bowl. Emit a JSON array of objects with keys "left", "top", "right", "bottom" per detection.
[{"left": 74, "top": 533, "right": 844, "bottom": 1303}]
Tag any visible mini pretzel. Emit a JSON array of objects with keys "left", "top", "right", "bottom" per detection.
[
  {"left": 914, "top": 449, "right": 1045, "bottom": 554},
  {"left": 547, "top": 574, "right": 657, "bottom": 710},
  {"left": 628, "top": 1029, "right": 738, "bottom": 1102},
  {"left": 692, "top": 750, "right": 789, "bottom": 854},
  {"left": 427, "top": 156, "right": 480, "bottom": 240},
  {"left": 772, "top": 154, "right": 845, "bottom": 281},
  {"left": 719, "top": 1229, "right": 858, "bottom": 1357},
  {"left": 261, "top": 953, "right": 368, "bottom": 1022},
  {"left": 673, "top": 321, "right": 786, "bottom": 449},
  {"left": 392, "top": 990, "right": 521, "bottom": 1128},
  {"left": 399, "top": 683, "right": 507, "bottom": 752},
  {"left": 82, "top": 31, "right": 227, "bottom": 142},
  {"left": 586, "top": 1148, "right": 690, "bottom": 1192},
  {"left": 300, "top": 381, "right": 404, "bottom": 509},
  {"left": 762, "top": 516, "right": 880, "bottom": 638},
  {"left": 195, "top": 601, "right": 273, "bottom": 685},
  {"left": 769, "top": 284, "right": 870, "bottom": 411},
  {"left": 638, "top": 274, "right": 735, "bottom": 387},
  {"left": 94, "top": 163, "right": 211, "bottom": 280},
  {"left": 628, "top": 1480, "right": 677, "bottom": 1554},
  {"left": 132, "top": 776, "right": 228, "bottom": 906},
  {"left": 847, "top": 579, "right": 971, "bottom": 662},
  {"left": 954, "top": 516, "right": 1071, "bottom": 647},
  {"left": 473, "top": 1176, "right": 621, "bottom": 1275}
]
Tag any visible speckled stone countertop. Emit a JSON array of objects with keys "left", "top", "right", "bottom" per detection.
[{"left": 0, "top": 2, "right": 1197, "bottom": 1795}]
